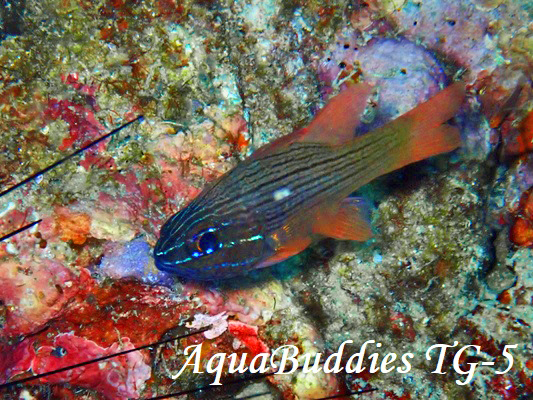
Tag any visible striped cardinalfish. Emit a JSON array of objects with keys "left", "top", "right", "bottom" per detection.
[{"left": 154, "top": 82, "right": 466, "bottom": 280}]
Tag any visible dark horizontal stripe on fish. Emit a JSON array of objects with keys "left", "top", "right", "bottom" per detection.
[
  {"left": 165, "top": 135, "right": 383, "bottom": 239},
  {"left": 257, "top": 132, "right": 401, "bottom": 231},
  {"left": 255, "top": 147, "right": 378, "bottom": 231},
  {"left": 161, "top": 185, "right": 256, "bottom": 245},
  {"left": 162, "top": 128, "right": 400, "bottom": 245},
  {"left": 238, "top": 129, "right": 395, "bottom": 203},
  {"left": 224, "top": 140, "right": 377, "bottom": 212},
  {"left": 187, "top": 145, "right": 329, "bottom": 214},
  {"left": 242, "top": 133, "right": 396, "bottom": 229},
  {"left": 181, "top": 132, "right": 394, "bottom": 239}
]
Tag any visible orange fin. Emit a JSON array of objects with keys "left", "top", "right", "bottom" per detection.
[
  {"left": 407, "top": 124, "right": 461, "bottom": 164},
  {"left": 251, "top": 127, "right": 308, "bottom": 159},
  {"left": 375, "top": 82, "right": 465, "bottom": 173},
  {"left": 303, "top": 82, "right": 374, "bottom": 145},
  {"left": 312, "top": 197, "right": 373, "bottom": 241},
  {"left": 258, "top": 229, "right": 312, "bottom": 268},
  {"left": 251, "top": 82, "right": 374, "bottom": 159},
  {"left": 397, "top": 81, "right": 466, "bottom": 133}
]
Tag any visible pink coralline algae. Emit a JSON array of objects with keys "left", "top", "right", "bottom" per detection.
[
  {"left": 389, "top": 311, "right": 416, "bottom": 343},
  {"left": 1, "top": 276, "right": 194, "bottom": 397},
  {"left": 185, "top": 284, "right": 269, "bottom": 325},
  {"left": 157, "top": 159, "right": 203, "bottom": 205},
  {"left": 185, "top": 313, "right": 270, "bottom": 355},
  {"left": 61, "top": 73, "right": 99, "bottom": 99},
  {"left": 42, "top": 72, "right": 118, "bottom": 171},
  {"left": 0, "top": 209, "right": 35, "bottom": 256},
  {"left": 187, "top": 312, "right": 229, "bottom": 339},
  {"left": 228, "top": 321, "right": 270, "bottom": 356},
  {"left": 0, "top": 339, "right": 35, "bottom": 383},
  {"left": 44, "top": 97, "right": 104, "bottom": 152},
  {"left": 93, "top": 168, "right": 180, "bottom": 239},
  {"left": 3, "top": 333, "right": 151, "bottom": 399},
  {"left": 0, "top": 259, "right": 78, "bottom": 338}
]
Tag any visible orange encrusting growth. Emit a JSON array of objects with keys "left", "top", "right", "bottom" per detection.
[
  {"left": 518, "top": 110, "right": 533, "bottom": 153},
  {"left": 510, "top": 188, "right": 533, "bottom": 248}
]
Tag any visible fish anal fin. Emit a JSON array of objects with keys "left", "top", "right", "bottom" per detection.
[
  {"left": 303, "top": 83, "right": 373, "bottom": 145},
  {"left": 313, "top": 197, "right": 373, "bottom": 241}
]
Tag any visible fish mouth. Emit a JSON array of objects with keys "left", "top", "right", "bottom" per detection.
[
  {"left": 153, "top": 240, "right": 176, "bottom": 273},
  {"left": 152, "top": 244, "right": 203, "bottom": 279},
  {"left": 153, "top": 255, "right": 176, "bottom": 274},
  {"left": 153, "top": 256, "right": 216, "bottom": 281}
]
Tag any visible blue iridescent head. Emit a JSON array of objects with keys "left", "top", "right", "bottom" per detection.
[{"left": 153, "top": 195, "right": 268, "bottom": 281}]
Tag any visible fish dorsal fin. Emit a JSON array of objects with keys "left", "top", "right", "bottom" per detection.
[
  {"left": 250, "top": 127, "right": 308, "bottom": 159},
  {"left": 251, "top": 83, "right": 373, "bottom": 159},
  {"left": 302, "top": 82, "right": 373, "bottom": 146},
  {"left": 312, "top": 197, "right": 373, "bottom": 241}
]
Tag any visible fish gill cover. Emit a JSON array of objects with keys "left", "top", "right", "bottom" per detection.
[{"left": 0, "top": 0, "right": 532, "bottom": 399}]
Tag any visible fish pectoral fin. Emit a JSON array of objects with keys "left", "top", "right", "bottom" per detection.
[
  {"left": 257, "top": 227, "right": 312, "bottom": 268},
  {"left": 259, "top": 237, "right": 312, "bottom": 268},
  {"left": 312, "top": 197, "right": 373, "bottom": 241},
  {"left": 302, "top": 82, "right": 373, "bottom": 146}
]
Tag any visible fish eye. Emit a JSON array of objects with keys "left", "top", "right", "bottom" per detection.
[{"left": 195, "top": 231, "right": 220, "bottom": 255}]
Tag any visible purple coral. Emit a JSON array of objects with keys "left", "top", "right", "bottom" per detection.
[
  {"left": 389, "top": 0, "right": 495, "bottom": 78},
  {"left": 99, "top": 238, "right": 174, "bottom": 285},
  {"left": 319, "top": 37, "right": 447, "bottom": 133}
]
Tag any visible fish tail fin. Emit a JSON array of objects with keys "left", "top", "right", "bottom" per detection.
[
  {"left": 405, "top": 81, "right": 466, "bottom": 133},
  {"left": 384, "top": 82, "right": 465, "bottom": 172},
  {"left": 406, "top": 119, "right": 461, "bottom": 165}
]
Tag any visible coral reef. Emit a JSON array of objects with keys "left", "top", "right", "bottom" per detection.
[
  {"left": 8, "top": 333, "right": 151, "bottom": 399},
  {"left": 0, "top": 0, "right": 532, "bottom": 398}
]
